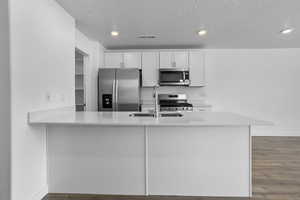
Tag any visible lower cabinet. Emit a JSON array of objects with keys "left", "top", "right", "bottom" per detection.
[
  {"left": 47, "top": 125, "right": 251, "bottom": 197},
  {"left": 47, "top": 126, "right": 146, "bottom": 195},
  {"left": 147, "top": 126, "right": 250, "bottom": 197}
]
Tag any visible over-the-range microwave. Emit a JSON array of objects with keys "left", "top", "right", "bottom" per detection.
[{"left": 159, "top": 68, "right": 190, "bottom": 86}]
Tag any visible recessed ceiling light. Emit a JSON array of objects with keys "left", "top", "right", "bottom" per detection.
[
  {"left": 280, "top": 28, "right": 294, "bottom": 35},
  {"left": 198, "top": 30, "right": 207, "bottom": 36},
  {"left": 111, "top": 31, "right": 119, "bottom": 37}
]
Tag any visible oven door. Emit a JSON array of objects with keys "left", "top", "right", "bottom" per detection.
[{"left": 159, "top": 69, "right": 190, "bottom": 86}]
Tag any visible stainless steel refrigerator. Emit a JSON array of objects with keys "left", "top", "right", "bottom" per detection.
[{"left": 98, "top": 68, "right": 141, "bottom": 111}]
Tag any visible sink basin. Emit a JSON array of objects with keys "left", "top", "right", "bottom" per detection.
[
  {"left": 129, "top": 112, "right": 183, "bottom": 118},
  {"left": 160, "top": 113, "right": 183, "bottom": 117},
  {"left": 129, "top": 113, "right": 155, "bottom": 117}
]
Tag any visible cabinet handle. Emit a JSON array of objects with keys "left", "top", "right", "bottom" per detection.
[{"left": 172, "top": 62, "right": 176, "bottom": 67}]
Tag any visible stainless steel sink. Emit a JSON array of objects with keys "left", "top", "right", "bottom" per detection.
[
  {"left": 129, "top": 112, "right": 183, "bottom": 117},
  {"left": 129, "top": 113, "right": 155, "bottom": 117},
  {"left": 160, "top": 113, "right": 183, "bottom": 117}
]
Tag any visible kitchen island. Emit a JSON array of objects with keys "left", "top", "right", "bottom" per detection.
[{"left": 29, "top": 110, "right": 270, "bottom": 197}]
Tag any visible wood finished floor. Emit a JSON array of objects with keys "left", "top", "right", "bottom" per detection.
[{"left": 43, "top": 137, "right": 300, "bottom": 200}]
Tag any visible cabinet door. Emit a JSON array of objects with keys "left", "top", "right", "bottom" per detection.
[
  {"left": 189, "top": 51, "right": 205, "bottom": 86},
  {"left": 103, "top": 53, "right": 123, "bottom": 68},
  {"left": 159, "top": 52, "right": 173, "bottom": 68},
  {"left": 174, "top": 51, "right": 189, "bottom": 68},
  {"left": 148, "top": 126, "right": 250, "bottom": 196},
  {"left": 124, "top": 52, "right": 141, "bottom": 69},
  {"left": 142, "top": 52, "right": 159, "bottom": 87}
]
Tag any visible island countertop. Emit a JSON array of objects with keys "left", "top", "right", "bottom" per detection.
[
  {"left": 28, "top": 110, "right": 271, "bottom": 127},
  {"left": 33, "top": 109, "right": 271, "bottom": 197}
]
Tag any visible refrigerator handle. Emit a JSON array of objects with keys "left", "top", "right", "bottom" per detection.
[{"left": 115, "top": 80, "right": 119, "bottom": 111}]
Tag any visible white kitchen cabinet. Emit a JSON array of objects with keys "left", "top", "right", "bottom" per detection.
[
  {"left": 103, "top": 53, "right": 123, "bottom": 68},
  {"left": 142, "top": 52, "right": 159, "bottom": 87},
  {"left": 103, "top": 52, "right": 141, "bottom": 68},
  {"left": 124, "top": 52, "right": 141, "bottom": 69},
  {"left": 159, "top": 52, "right": 173, "bottom": 68},
  {"left": 174, "top": 51, "right": 189, "bottom": 67},
  {"left": 189, "top": 51, "right": 205, "bottom": 86},
  {"left": 48, "top": 126, "right": 145, "bottom": 195},
  {"left": 159, "top": 51, "right": 189, "bottom": 68},
  {"left": 36, "top": 112, "right": 255, "bottom": 197},
  {"left": 103, "top": 50, "right": 206, "bottom": 87},
  {"left": 148, "top": 126, "right": 250, "bottom": 196}
]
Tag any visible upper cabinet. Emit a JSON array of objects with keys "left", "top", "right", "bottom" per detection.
[
  {"left": 159, "top": 51, "right": 189, "bottom": 68},
  {"left": 124, "top": 52, "right": 141, "bottom": 68},
  {"left": 102, "top": 50, "right": 206, "bottom": 87},
  {"left": 189, "top": 51, "right": 205, "bottom": 87},
  {"left": 103, "top": 52, "right": 141, "bottom": 69},
  {"left": 173, "top": 52, "right": 189, "bottom": 68},
  {"left": 103, "top": 53, "right": 123, "bottom": 68},
  {"left": 159, "top": 52, "right": 173, "bottom": 68},
  {"left": 142, "top": 52, "right": 159, "bottom": 87}
]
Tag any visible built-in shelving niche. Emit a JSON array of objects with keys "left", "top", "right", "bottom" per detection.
[{"left": 75, "top": 50, "right": 86, "bottom": 111}]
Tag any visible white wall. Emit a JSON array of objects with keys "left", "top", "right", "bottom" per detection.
[
  {"left": 205, "top": 49, "right": 300, "bottom": 136},
  {"left": 89, "top": 42, "right": 104, "bottom": 111},
  {"left": 75, "top": 29, "right": 105, "bottom": 111},
  {"left": 9, "top": 0, "right": 75, "bottom": 199},
  {"left": 75, "top": 30, "right": 89, "bottom": 54},
  {"left": 0, "top": 0, "right": 11, "bottom": 199},
  {"left": 140, "top": 48, "right": 300, "bottom": 136}
]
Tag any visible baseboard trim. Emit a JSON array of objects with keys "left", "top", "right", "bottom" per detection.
[
  {"left": 31, "top": 185, "right": 48, "bottom": 200},
  {"left": 46, "top": 193, "right": 248, "bottom": 199}
]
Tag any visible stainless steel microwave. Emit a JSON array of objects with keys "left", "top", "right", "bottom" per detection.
[{"left": 159, "top": 68, "right": 190, "bottom": 86}]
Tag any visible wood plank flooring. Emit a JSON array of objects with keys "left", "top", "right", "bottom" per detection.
[
  {"left": 253, "top": 137, "right": 300, "bottom": 200},
  {"left": 43, "top": 137, "right": 300, "bottom": 200}
]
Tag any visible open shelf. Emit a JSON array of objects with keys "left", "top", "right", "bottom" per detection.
[{"left": 75, "top": 50, "right": 86, "bottom": 111}]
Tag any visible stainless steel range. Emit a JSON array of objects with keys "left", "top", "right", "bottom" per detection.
[{"left": 158, "top": 94, "right": 193, "bottom": 112}]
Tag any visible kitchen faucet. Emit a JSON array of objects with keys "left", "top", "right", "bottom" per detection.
[{"left": 153, "top": 84, "right": 160, "bottom": 118}]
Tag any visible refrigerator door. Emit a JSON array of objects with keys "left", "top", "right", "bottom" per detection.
[
  {"left": 98, "top": 69, "right": 116, "bottom": 111},
  {"left": 116, "top": 69, "right": 140, "bottom": 111}
]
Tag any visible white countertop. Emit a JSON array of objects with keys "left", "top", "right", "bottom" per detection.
[{"left": 28, "top": 110, "right": 272, "bottom": 127}]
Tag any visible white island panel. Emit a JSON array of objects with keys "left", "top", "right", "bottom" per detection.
[
  {"left": 47, "top": 125, "right": 146, "bottom": 195},
  {"left": 148, "top": 126, "right": 251, "bottom": 197},
  {"left": 27, "top": 110, "right": 269, "bottom": 197}
]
